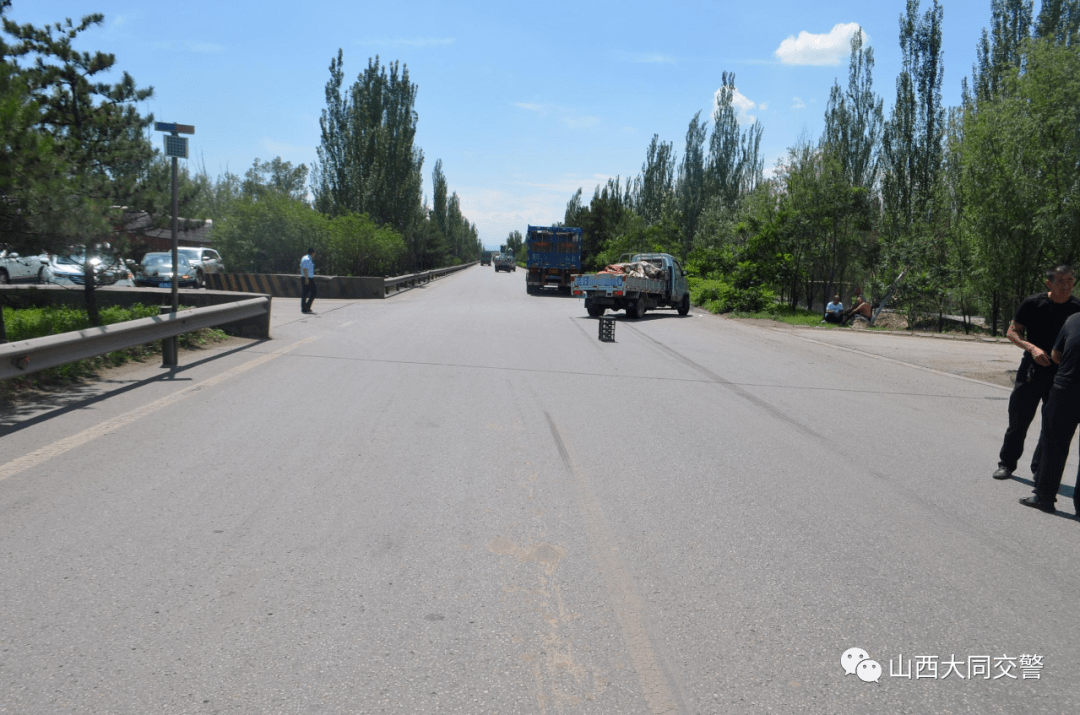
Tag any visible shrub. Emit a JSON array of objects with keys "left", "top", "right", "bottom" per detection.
[{"left": 689, "top": 277, "right": 777, "bottom": 314}]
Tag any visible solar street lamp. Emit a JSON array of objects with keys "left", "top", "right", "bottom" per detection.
[{"left": 155, "top": 121, "right": 194, "bottom": 367}]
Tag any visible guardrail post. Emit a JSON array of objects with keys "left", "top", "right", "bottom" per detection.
[{"left": 160, "top": 306, "right": 178, "bottom": 367}]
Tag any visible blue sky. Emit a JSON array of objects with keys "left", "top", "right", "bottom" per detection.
[{"left": 11, "top": 1, "right": 993, "bottom": 249}]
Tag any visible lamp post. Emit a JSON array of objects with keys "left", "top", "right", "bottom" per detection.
[{"left": 155, "top": 121, "right": 194, "bottom": 367}]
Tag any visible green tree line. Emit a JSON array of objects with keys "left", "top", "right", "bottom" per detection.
[
  {"left": 564, "top": 0, "right": 1080, "bottom": 334},
  {"left": 1, "top": 1, "right": 480, "bottom": 338}
]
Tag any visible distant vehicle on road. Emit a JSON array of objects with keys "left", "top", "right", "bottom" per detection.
[
  {"left": 0, "top": 248, "right": 45, "bottom": 284},
  {"left": 573, "top": 252, "right": 690, "bottom": 318},
  {"left": 525, "top": 226, "right": 582, "bottom": 295},
  {"left": 480, "top": 250, "right": 494, "bottom": 266},
  {"left": 40, "top": 249, "right": 135, "bottom": 287},
  {"left": 175, "top": 247, "right": 225, "bottom": 288},
  {"left": 493, "top": 250, "right": 516, "bottom": 272},
  {"left": 136, "top": 252, "right": 198, "bottom": 289}
]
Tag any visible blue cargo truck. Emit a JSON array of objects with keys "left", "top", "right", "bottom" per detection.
[{"left": 525, "top": 226, "right": 582, "bottom": 295}]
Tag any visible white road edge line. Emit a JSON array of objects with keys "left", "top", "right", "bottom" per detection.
[
  {"left": 767, "top": 327, "right": 1012, "bottom": 391},
  {"left": 0, "top": 337, "right": 319, "bottom": 483}
]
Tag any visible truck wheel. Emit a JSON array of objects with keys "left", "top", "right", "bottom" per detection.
[
  {"left": 677, "top": 293, "right": 690, "bottom": 315},
  {"left": 587, "top": 304, "right": 605, "bottom": 317},
  {"left": 626, "top": 298, "right": 644, "bottom": 319}
]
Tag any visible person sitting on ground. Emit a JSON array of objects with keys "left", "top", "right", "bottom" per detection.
[
  {"left": 824, "top": 295, "right": 844, "bottom": 324},
  {"left": 845, "top": 294, "right": 873, "bottom": 323}
]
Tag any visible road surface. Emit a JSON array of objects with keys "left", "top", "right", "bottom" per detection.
[{"left": 1, "top": 265, "right": 1076, "bottom": 714}]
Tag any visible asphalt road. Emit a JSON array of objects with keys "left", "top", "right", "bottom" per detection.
[{"left": 1, "top": 265, "right": 1077, "bottom": 714}]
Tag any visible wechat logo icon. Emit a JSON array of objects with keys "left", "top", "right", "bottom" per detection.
[{"left": 841, "top": 647, "right": 881, "bottom": 683}]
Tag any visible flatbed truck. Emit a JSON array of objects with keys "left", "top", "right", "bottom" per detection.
[{"left": 572, "top": 252, "right": 691, "bottom": 319}]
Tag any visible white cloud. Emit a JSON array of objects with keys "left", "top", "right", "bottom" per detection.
[
  {"left": 187, "top": 42, "right": 225, "bottom": 54},
  {"left": 149, "top": 40, "right": 225, "bottom": 54},
  {"left": 712, "top": 87, "right": 759, "bottom": 125},
  {"left": 357, "top": 38, "right": 454, "bottom": 48},
  {"left": 514, "top": 102, "right": 600, "bottom": 130},
  {"left": 774, "top": 23, "right": 868, "bottom": 66},
  {"left": 457, "top": 174, "right": 621, "bottom": 248},
  {"left": 758, "top": 102, "right": 769, "bottom": 111},
  {"left": 261, "top": 138, "right": 312, "bottom": 157},
  {"left": 614, "top": 51, "right": 676, "bottom": 64},
  {"left": 792, "top": 96, "right": 806, "bottom": 109}
]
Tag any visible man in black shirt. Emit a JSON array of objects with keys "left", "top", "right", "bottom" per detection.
[
  {"left": 993, "top": 266, "right": 1080, "bottom": 480},
  {"left": 1020, "top": 311, "right": 1080, "bottom": 514}
]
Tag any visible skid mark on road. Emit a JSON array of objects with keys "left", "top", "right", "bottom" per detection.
[
  {"left": 489, "top": 535, "right": 608, "bottom": 713},
  {"left": 630, "top": 327, "right": 823, "bottom": 442},
  {"left": 544, "top": 411, "right": 685, "bottom": 715},
  {"left": 0, "top": 337, "right": 319, "bottom": 483}
]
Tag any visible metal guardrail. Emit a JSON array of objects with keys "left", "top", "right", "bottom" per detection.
[
  {"left": 383, "top": 261, "right": 477, "bottom": 296},
  {"left": 0, "top": 297, "right": 269, "bottom": 380},
  {"left": 205, "top": 261, "right": 478, "bottom": 299}
]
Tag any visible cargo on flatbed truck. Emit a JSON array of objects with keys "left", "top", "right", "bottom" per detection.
[
  {"left": 526, "top": 226, "right": 582, "bottom": 295},
  {"left": 572, "top": 252, "right": 691, "bottom": 319}
]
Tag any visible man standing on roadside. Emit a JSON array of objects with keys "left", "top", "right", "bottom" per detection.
[
  {"left": 993, "top": 266, "right": 1080, "bottom": 480},
  {"left": 1020, "top": 309, "right": 1080, "bottom": 514},
  {"left": 300, "top": 247, "right": 317, "bottom": 314}
]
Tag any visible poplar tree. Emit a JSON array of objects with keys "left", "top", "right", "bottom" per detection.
[
  {"left": 1035, "top": 0, "right": 1080, "bottom": 44},
  {"left": 634, "top": 134, "right": 676, "bottom": 226},
  {"left": 972, "top": 0, "right": 1034, "bottom": 101},
  {"left": 822, "top": 29, "right": 883, "bottom": 193},
  {"left": 676, "top": 112, "right": 708, "bottom": 256},
  {"left": 707, "top": 72, "right": 763, "bottom": 210},
  {"left": 882, "top": 0, "right": 944, "bottom": 237},
  {"left": 312, "top": 51, "right": 424, "bottom": 240},
  {"left": 431, "top": 159, "right": 448, "bottom": 240}
]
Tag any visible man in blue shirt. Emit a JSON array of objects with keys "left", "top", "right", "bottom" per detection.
[{"left": 300, "top": 247, "right": 316, "bottom": 314}]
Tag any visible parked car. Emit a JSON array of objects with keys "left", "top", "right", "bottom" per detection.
[
  {"left": 135, "top": 252, "right": 198, "bottom": 288},
  {"left": 40, "top": 250, "right": 135, "bottom": 287},
  {"left": 175, "top": 247, "right": 225, "bottom": 288},
  {"left": 0, "top": 248, "right": 46, "bottom": 284}
]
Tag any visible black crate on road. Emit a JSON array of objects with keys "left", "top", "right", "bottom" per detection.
[{"left": 598, "top": 316, "right": 616, "bottom": 342}]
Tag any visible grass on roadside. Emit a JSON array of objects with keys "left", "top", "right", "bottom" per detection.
[
  {"left": 1, "top": 303, "right": 227, "bottom": 399},
  {"left": 725, "top": 304, "right": 882, "bottom": 328}
]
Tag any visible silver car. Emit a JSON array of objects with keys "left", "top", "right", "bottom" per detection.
[
  {"left": 0, "top": 248, "right": 46, "bottom": 284},
  {"left": 176, "top": 247, "right": 225, "bottom": 288},
  {"left": 40, "top": 250, "right": 135, "bottom": 287}
]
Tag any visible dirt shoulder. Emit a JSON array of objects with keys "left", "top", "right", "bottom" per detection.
[{"left": 720, "top": 313, "right": 1019, "bottom": 388}]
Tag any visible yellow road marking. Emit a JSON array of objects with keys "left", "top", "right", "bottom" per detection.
[{"left": 0, "top": 338, "right": 318, "bottom": 482}]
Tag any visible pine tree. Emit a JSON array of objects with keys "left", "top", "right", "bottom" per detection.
[{"left": 3, "top": 8, "right": 159, "bottom": 325}]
